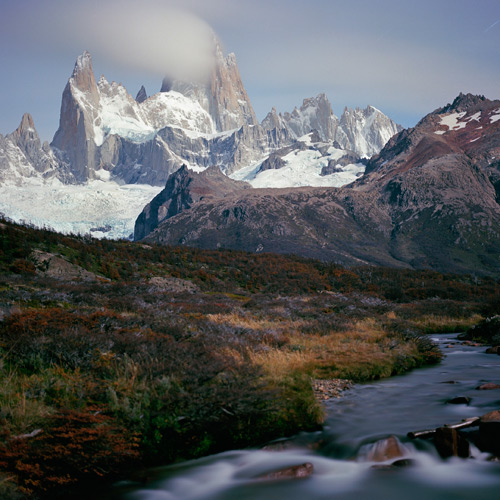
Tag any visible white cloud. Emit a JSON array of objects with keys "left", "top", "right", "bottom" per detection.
[{"left": 29, "top": 0, "right": 218, "bottom": 83}]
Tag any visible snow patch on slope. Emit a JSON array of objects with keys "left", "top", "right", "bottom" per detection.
[
  {"left": 490, "top": 108, "right": 500, "bottom": 124},
  {"left": 247, "top": 151, "right": 363, "bottom": 188},
  {"left": 140, "top": 91, "right": 215, "bottom": 135},
  {"left": 72, "top": 76, "right": 218, "bottom": 148},
  {"left": 435, "top": 111, "right": 482, "bottom": 135}
]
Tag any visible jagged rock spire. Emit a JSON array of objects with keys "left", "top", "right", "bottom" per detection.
[
  {"left": 167, "top": 38, "right": 258, "bottom": 131},
  {"left": 70, "top": 51, "right": 99, "bottom": 100},
  {"left": 11, "top": 113, "right": 42, "bottom": 162},
  {"left": 51, "top": 51, "right": 100, "bottom": 182},
  {"left": 160, "top": 78, "right": 172, "bottom": 93},
  {"left": 14, "top": 113, "right": 38, "bottom": 141},
  {"left": 135, "top": 85, "right": 148, "bottom": 103}
]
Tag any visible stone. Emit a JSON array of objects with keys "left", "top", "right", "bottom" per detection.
[
  {"left": 261, "top": 440, "right": 298, "bottom": 452},
  {"left": 365, "top": 436, "right": 409, "bottom": 462},
  {"left": 259, "top": 153, "right": 286, "bottom": 172},
  {"left": 476, "top": 383, "right": 500, "bottom": 390},
  {"left": 391, "top": 458, "right": 416, "bottom": 467},
  {"left": 434, "top": 427, "right": 470, "bottom": 458},
  {"left": 371, "top": 458, "right": 416, "bottom": 471},
  {"left": 447, "top": 396, "right": 471, "bottom": 405},
  {"left": 259, "top": 462, "right": 314, "bottom": 480},
  {"left": 485, "top": 346, "right": 500, "bottom": 354},
  {"left": 479, "top": 410, "right": 500, "bottom": 454},
  {"left": 31, "top": 250, "right": 99, "bottom": 282},
  {"left": 312, "top": 379, "right": 352, "bottom": 401}
]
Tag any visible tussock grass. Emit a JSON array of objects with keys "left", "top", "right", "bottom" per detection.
[
  {"left": 248, "top": 318, "right": 430, "bottom": 382},
  {"left": 207, "top": 311, "right": 308, "bottom": 334},
  {"left": 407, "top": 314, "right": 482, "bottom": 334}
]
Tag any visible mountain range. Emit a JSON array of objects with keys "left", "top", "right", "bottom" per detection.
[
  {"left": 137, "top": 93, "right": 500, "bottom": 277},
  {"left": 0, "top": 44, "right": 400, "bottom": 189},
  {"left": 0, "top": 44, "right": 402, "bottom": 240},
  {"left": 1, "top": 42, "right": 499, "bottom": 276}
]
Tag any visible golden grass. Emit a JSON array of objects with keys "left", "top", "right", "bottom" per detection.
[
  {"left": 207, "top": 312, "right": 308, "bottom": 334},
  {"left": 407, "top": 314, "right": 482, "bottom": 333},
  {"left": 247, "top": 318, "right": 420, "bottom": 382},
  {"left": 0, "top": 370, "right": 55, "bottom": 435}
]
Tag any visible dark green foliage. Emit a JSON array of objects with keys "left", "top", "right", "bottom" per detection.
[{"left": 465, "top": 316, "right": 500, "bottom": 345}]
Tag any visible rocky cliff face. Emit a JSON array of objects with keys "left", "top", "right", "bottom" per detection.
[
  {"left": 136, "top": 94, "right": 500, "bottom": 277},
  {"left": 51, "top": 51, "right": 100, "bottom": 182},
  {"left": 0, "top": 114, "right": 62, "bottom": 185},
  {"left": 135, "top": 86, "right": 148, "bottom": 104},
  {"left": 134, "top": 165, "right": 250, "bottom": 240},
  {"left": 169, "top": 42, "right": 258, "bottom": 132},
  {"left": 337, "top": 105, "right": 402, "bottom": 158}
]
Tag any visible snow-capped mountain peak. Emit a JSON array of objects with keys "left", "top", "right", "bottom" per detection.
[
  {"left": 169, "top": 38, "right": 258, "bottom": 132},
  {"left": 262, "top": 94, "right": 402, "bottom": 158},
  {"left": 1, "top": 47, "right": 404, "bottom": 239},
  {"left": 339, "top": 105, "right": 402, "bottom": 158}
]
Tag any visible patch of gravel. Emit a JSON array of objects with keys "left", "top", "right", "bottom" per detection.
[{"left": 313, "top": 379, "right": 352, "bottom": 401}]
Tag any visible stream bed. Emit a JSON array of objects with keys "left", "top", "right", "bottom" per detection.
[{"left": 114, "top": 335, "right": 500, "bottom": 499}]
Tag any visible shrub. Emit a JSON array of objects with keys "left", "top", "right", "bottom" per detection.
[
  {"left": 0, "top": 408, "right": 139, "bottom": 498},
  {"left": 465, "top": 316, "right": 500, "bottom": 345}
]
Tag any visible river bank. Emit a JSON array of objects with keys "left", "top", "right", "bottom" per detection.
[{"left": 114, "top": 334, "right": 500, "bottom": 500}]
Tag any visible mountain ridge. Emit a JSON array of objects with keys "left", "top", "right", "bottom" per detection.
[
  {"left": 2, "top": 48, "right": 401, "bottom": 188},
  {"left": 136, "top": 93, "right": 500, "bottom": 276}
]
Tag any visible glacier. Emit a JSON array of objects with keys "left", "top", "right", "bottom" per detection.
[{"left": 0, "top": 179, "right": 163, "bottom": 240}]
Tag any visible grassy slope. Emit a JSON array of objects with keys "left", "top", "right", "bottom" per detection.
[{"left": 0, "top": 218, "right": 498, "bottom": 498}]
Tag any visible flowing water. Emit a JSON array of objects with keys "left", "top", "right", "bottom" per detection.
[{"left": 115, "top": 335, "right": 500, "bottom": 499}]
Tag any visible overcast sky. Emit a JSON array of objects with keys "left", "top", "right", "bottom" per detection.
[{"left": 1, "top": 0, "right": 499, "bottom": 141}]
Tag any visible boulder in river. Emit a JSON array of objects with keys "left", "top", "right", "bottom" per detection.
[
  {"left": 447, "top": 396, "right": 471, "bottom": 405},
  {"left": 258, "top": 462, "right": 314, "bottom": 480},
  {"left": 364, "top": 436, "right": 409, "bottom": 462},
  {"left": 479, "top": 410, "right": 500, "bottom": 455},
  {"left": 476, "top": 383, "right": 500, "bottom": 390},
  {"left": 434, "top": 427, "right": 470, "bottom": 458},
  {"left": 371, "top": 458, "right": 417, "bottom": 471},
  {"left": 485, "top": 346, "right": 500, "bottom": 354}
]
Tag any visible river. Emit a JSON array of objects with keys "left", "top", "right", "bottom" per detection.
[{"left": 114, "top": 335, "right": 500, "bottom": 499}]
